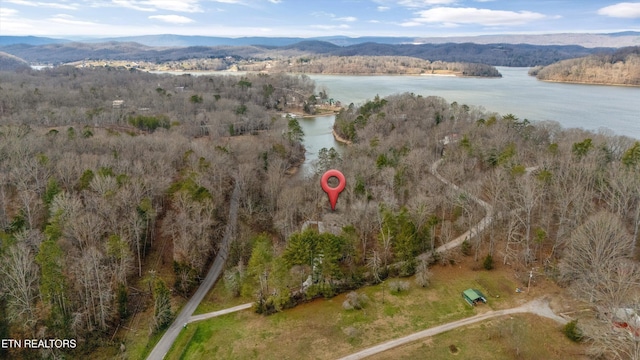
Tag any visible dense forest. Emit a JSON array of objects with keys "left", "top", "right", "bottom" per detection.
[
  {"left": 0, "top": 67, "right": 312, "bottom": 358},
  {"left": 530, "top": 46, "right": 640, "bottom": 86},
  {"left": 1, "top": 66, "right": 639, "bottom": 359}
]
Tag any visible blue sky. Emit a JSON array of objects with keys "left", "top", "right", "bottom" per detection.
[{"left": 0, "top": 0, "right": 639, "bottom": 38}]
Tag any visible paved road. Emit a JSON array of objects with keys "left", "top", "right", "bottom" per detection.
[
  {"left": 430, "top": 159, "right": 494, "bottom": 253},
  {"left": 188, "top": 303, "right": 253, "bottom": 323},
  {"left": 338, "top": 298, "right": 567, "bottom": 360},
  {"left": 146, "top": 179, "right": 240, "bottom": 360}
]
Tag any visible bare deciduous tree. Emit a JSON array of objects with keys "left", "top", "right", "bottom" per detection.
[
  {"left": 559, "top": 212, "right": 636, "bottom": 304},
  {"left": 0, "top": 234, "right": 40, "bottom": 331}
]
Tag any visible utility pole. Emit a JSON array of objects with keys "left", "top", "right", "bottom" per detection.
[{"left": 527, "top": 269, "right": 533, "bottom": 293}]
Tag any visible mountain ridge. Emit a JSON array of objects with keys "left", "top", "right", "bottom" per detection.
[
  {"left": 0, "top": 40, "right": 619, "bottom": 68},
  {"left": 1, "top": 31, "right": 638, "bottom": 48}
]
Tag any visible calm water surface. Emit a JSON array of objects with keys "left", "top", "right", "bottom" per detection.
[
  {"left": 159, "top": 68, "right": 640, "bottom": 173},
  {"left": 308, "top": 67, "right": 640, "bottom": 138},
  {"left": 299, "top": 68, "right": 639, "bottom": 174}
]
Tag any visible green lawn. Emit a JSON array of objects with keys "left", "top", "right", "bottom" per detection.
[
  {"left": 165, "top": 267, "right": 527, "bottom": 360},
  {"left": 193, "top": 277, "right": 253, "bottom": 315}
]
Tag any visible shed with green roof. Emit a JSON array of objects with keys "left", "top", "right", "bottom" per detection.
[{"left": 462, "top": 289, "right": 487, "bottom": 306}]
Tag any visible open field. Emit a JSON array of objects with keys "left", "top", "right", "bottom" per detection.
[
  {"left": 164, "top": 259, "right": 585, "bottom": 360},
  {"left": 368, "top": 313, "right": 588, "bottom": 360}
]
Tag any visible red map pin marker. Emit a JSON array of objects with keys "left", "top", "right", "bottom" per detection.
[{"left": 321, "top": 169, "right": 346, "bottom": 211}]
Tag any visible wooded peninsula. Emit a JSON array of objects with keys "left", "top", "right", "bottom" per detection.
[{"left": 530, "top": 46, "right": 640, "bottom": 86}]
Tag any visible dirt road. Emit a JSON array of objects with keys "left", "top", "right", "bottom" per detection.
[
  {"left": 187, "top": 303, "right": 253, "bottom": 323},
  {"left": 430, "top": 159, "right": 494, "bottom": 253},
  {"left": 338, "top": 298, "right": 567, "bottom": 360}
]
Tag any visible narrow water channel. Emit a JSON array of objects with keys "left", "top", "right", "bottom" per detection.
[{"left": 296, "top": 114, "right": 344, "bottom": 177}]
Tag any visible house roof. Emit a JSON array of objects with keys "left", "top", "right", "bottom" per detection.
[{"left": 613, "top": 308, "right": 640, "bottom": 328}]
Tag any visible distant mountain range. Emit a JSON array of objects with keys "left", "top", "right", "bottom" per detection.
[
  {"left": 0, "top": 35, "right": 69, "bottom": 47},
  {"left": 0, "top": 40, "right": 618, "bottom": 68},
  {"left": 1, "top": 32, "right": 639, "bottom": 48},
  {"left": 1, "top": 32, "right": 639, "bottom": 70}
]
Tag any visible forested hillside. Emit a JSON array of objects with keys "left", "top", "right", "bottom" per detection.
[
  {"left": 1, "top": 66, "right": 638, "bottom": 359},
  {"left": 237, "top": 56, "right": 501, "bottom": 77},
  {"left": 0, "top": 51, "right": 28, "bottom": 71},
  {"left": 329, "top": 94, "right": 640, "bottom": 359},
  {"left": 530, "top": 46, "right": 640, "bottom": 86},
  {"left": 0, "top": 67, "right": 312, "bottom": 358}
]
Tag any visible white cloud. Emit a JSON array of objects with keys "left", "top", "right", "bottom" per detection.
[
  {"left": 107, "top": 0, "right": 203, "bottom": 13},
  {"left": 3, "top": 0, "right": 79, "bottom": 10},
  {"left": 312, "top": 11, "right": 335, "bottom": 17},
  {"left": 336, "top": 16, "right": 357, "bottom": 22},
  {"left": 0, "top": 8, "right": 20, "bottom": 17},
  {"left": 411, "top": 7, "right": 546, "bottom": 26},
  {"left": 312, "top": 11, "right": 357, "bottom": 22},
  {"left": 149, "top": 14, "right": 195, "bottom": 24},
  {"left": 144, "top": 0, "right": 203, "bottom": 13},
  {"left": 310, "top": 24, "right": 350, "bottom": 30},
  {"left": 210, "top": 0, "right": 244, "bottom": 3},
  {"left": 399, "top": 0, "right": 458, "bottom": 7},
  {"left": 0, "top": 8, "right": 39, "bottom": 34},
  {"left": 597, "top": 2, "right": 640, "bottom": 18},
  {"left": 377, "top": 6, "right": 390, "bottom": 11},
  {"left": 110, "top": 0, "right": 156, "bottom": 12},
  {"left": 400, "top": 21, "right": 423, "bottom": 27},
  {"left": 267, "top": 0, "right": 282, "bottom": 3},
  {"left": 49, "top": 14, "right": 99, "bottom": 26}
]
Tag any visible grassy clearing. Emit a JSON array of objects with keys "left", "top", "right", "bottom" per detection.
[
  {"left": 165, "top": 265, "right": 526, "bottom": 360},
  {"left": 368, "top": 314, "right": 589, "bottom": 360}
]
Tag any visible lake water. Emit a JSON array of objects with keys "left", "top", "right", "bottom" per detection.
[
  {"left": 298, "top": 68, "right": 640, "bottom": 174},
  {"left": 296, "top": 115, "right": 344, "bottom": 176}
]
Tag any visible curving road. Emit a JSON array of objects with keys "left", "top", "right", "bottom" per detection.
[
  {"left": 146, "top": 178, "right": 240, "bottom": 360},
  {"left": 430, "top": 159, "right": 494, "bottom": 253},
  {"left": 338, "top": 298, "right": 567, "bottom": 360},
  {"left": 336, "top": 159, "right": 548, "bottom": 360}
]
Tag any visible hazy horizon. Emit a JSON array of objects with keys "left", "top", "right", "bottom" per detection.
[{"left": 1, "top": 0, "right": 639, "bottom": 39}]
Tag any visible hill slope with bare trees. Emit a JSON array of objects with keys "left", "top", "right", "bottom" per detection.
[
  {"left": 530, "top": 46, "right": 640, "bottom": 86},
  {"left": 1, "top": 66, "right": 638, "bottom": 359},
  {"left": 238, "top": 56, "right": 501, "bottom": 77}
]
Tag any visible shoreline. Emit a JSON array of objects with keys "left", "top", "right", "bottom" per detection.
[
  {"left": 285, "top": 156, "right": 305, "bottom": 176},
  {"left": 145, "top": 68, "right": 501, "bottom": 79},
  {"left": 332, "top": 128, "right": 352, "bottom": 145},
  {"left": 537, "top": 78, "right": 640, "bottom": 88},
  {"left": 283, "top": 110, "right": 340, "bottom": 119}
]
